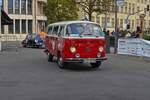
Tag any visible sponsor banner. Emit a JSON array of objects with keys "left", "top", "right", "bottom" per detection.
[
  {"left": 118, "top": 39, "right": 128, "bottom": 55},
  {"left": 126, "top": 38, "right": 143, "bottom": 56},
  {"left": 0, "top": 0, "right": 2, "bottom": 6},
  {"left": 142, "top": 39, "right": 150, "bottom": 57},
  {"left": 118, "top": 38, "right": 150, "bottom": 57}
]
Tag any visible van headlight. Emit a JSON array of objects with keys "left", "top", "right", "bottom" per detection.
[
  {"left": 70, "top": 47, "right": 76, "bottom": 53},
  {"left": 99, "top": 47, "right": 103, "bottom": 52}
]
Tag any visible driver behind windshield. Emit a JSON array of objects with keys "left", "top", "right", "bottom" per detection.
[{"left": 66, "top": 23, "right": 104, "bottom": 37}]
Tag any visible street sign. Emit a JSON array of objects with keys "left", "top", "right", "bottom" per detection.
[
  {"left": 0, "top": 0, "right": 2, "bottom": 6},
  {"left": 117, "top": 0, "right": 124, "bottom": 7}
]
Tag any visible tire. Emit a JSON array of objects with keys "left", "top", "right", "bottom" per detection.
[
  {"left": 91, "top": 61, "right": 101, "bottom": 68},
  {"left": 57, "top": 56, "right": 67, "bottom": 69},
  {"left": 47, "top": 53, "right": 53, "bottom": 62},
  {"left": 22, "top": 44, "right": 27, "bottom": 48}
]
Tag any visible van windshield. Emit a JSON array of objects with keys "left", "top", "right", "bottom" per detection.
[{"left": 66, "top": 23, "right": 104, "bottom": 37}]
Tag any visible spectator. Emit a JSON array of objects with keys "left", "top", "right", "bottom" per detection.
[
  {"left": 39, "top": 29, "right": 46, "bottom": 40},
  {"left": 134, "top": 31, "right": 140, "bottom": 38},
  {"left": 125, "top": 31, "right": 131, "bottom": 38},
  {"left": 103, "top": 28, "right": 107, "bottom": 36},
  {"left": 111, "top": 31, "right": 115, "bottom": 36},
  {"left": 106, "top": 30, "right": 110, "bottom": 36}
]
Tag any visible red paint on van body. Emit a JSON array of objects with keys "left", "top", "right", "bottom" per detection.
[{"left": 45, "top": 21, "right": 107, "bottom": 64}]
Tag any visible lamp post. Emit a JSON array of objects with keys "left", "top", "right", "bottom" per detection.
[
  {"left": 114, "top": 0, "right": 124, "bottom": 54},
  {"left": 0, "top": 0, "right": 2, "bottom": 51},
  {"left": 114, "top": 0, "right": 118, "bottom": 54}
]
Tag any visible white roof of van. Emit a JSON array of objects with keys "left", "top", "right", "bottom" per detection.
[{"left": 48, "top": 21, "right": 100, "bottom": 26}]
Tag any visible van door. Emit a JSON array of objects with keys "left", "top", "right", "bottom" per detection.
[
  {"left": 57, "top": 25, "right": 65, "bottom": 56},
  {"left": 52, "top": 26, "right": 59, "bottom": 56},
  {"left": 45, "top": 26, "right": 53, "bottom": 52}
]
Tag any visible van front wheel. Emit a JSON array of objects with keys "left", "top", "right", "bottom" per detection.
[
  {"left": 57, "top": 56, "right": 67, "bottom": 69},
  {"left": 47, "top": 53, "right": 53, "bottom": 62},
  {"left": 91, "top": 61, "right": 101, "bottom": 68}
]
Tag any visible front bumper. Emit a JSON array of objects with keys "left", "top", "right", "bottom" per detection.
[{"left": 65, "top": 57, "right": 107, "bottom": 63}]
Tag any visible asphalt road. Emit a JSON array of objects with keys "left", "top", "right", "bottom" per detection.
[{"left": 0, "top": 48, "right": 150, "bottom": 100}]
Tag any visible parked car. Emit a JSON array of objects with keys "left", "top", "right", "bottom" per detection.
[
  {"left": 22, "top": 33, "right": 44, "bottom": 48},
  {"left": 45, "top": 21, "right": 107, "bottom": 69}
]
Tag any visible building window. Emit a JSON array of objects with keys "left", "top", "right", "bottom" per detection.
[
  {"left": 136, "top": 19, "right": 140, "bottom": 26},
  {"left": 28, "top": 20, "right": 32, "bottom": 34},
  {"left": 21, "top": 0, "right": 26, "bottom": 14},
  {"left": 15, "top": 20, "right": 20, "bottom": 34},
  {"left": 128, "top": 20, "right": 131, "bottom": 26},
  {"left": 1, "top": 26, "right": 4, "bottom": 34},
  {"left": 15, "top": 0, "right": 20, "bottom": 14},
  {"left": 141, "top": 0, "right": 143, "bottom": 3},
  {"left": 144, "top": 20, "right": 146, "bottom": 29},
  {"left": 132, "top": 20, "right": 134, "bottom": 29},
  {"left": 91, "top": 16, "right": 95, "bottom": 22},
  {"left": 132, "top": 4, "right": 135, "bottom": 13},
  {"left": 111, "top": 18, "right": 115, "bottom": 27},
  {"left": 129, "top": 3, "right": 131, "bottom": 14},
  {"left": 137, "top": 7, "right": 140, "bottom": 12},
  {"left": 8, "top": 0, "right": 13, "bottom": 14},
  {"left": 145, "top": 0, "right": 147, "bottom": 4},
  {"left": 96, "top": 16, "right": 100, "bottom": 24},
  {"left": 38, "top": 2, "right": 44, "bottom": 15},
  {"left": 120, "top": 19, "right": 123, "bottom": 28},
  {"left": 149, "top": 20, "right": 150, "bottom": 28},
  {"left": 124, "top": 2, "right": 127, "bottom": 13},
  {"left": 102, "top": 17, "right": 105, "bottom": 27},
  {"left": 121, "top": 6, "right": 123, "bottom": 13},
  {"left": 8, "top": 24, "right": 14, "bottom": 34},
  {"left": 27, "top": 0, "right": 32, "bottom": 15},
  {"left": 22, "top": 20, "right": 26, "bottom": 34}
]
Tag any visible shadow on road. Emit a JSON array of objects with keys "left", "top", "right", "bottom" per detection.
[{"left": 62, "top": 63, "right": 102, "bottom": 72}]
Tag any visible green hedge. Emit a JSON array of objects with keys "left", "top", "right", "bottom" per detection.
[{"left": 143, "top": 34, "right": 150, "bottom": 41}]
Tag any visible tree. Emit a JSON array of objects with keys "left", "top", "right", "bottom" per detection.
[
  {"left": 76, "top": 0, "right": 114, "bottom": 21},
  {"left": 44, "top": 0, "right": 78, "bottom": 24}
]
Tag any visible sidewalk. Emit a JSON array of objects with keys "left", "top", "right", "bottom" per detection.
[{"left": 0, "top": 41, "right": 21, "bottom": 52}]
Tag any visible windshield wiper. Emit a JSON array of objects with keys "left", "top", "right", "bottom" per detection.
[{"left": 80, "top": 33, "right": 99, "bottom": 37}]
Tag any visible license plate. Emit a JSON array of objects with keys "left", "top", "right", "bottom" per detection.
[{"left": 84, "top": 59, "right": 96, "bottom": 63}]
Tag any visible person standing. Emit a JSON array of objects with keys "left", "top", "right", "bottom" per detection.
[{"left": 39, "top": 29, "right": 46, "bottom": 40}]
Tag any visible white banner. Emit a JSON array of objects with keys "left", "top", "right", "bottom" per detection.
[
  {"left": 118, "top": 39, "right": 128, "bottom": 54},
  {"left": 118, "top": 38, "right": 150, "bottom": 57},
  {"left": 0, "top": 0, "right": 2, "bottom": 6},
  {"left": 142, "top": 40, "right": 150, "bottom": 57}
]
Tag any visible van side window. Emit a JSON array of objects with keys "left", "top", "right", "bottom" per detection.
[
  {"left": 52, "top": 26, "right": 59, "bottom": 35},
  {"left": 48, "top": 26, "right": 53, "bottom": 35},
  {"left": 58, "top": 25, "right": 65, "bottom": 36}
]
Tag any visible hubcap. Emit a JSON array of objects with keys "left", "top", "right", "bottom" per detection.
[
  {"left": 58, "top": 57, "right": 63, "bottom": 66},
  {"left": 47, "top": 53, "right": 49, "bottom": 58}
]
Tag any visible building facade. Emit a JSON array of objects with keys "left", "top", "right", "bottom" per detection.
[
  {"left": 1, "top": 0, "right": 47, "bottom": 41},
  {"left": 79, "top": 0, "right": 150, "bottom": 32}
]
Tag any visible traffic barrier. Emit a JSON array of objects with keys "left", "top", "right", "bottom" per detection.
[{"left": 118, "top": 38, "right": 150, "bottom": 57}]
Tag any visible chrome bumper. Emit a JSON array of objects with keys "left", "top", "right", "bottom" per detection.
[{"left": 65, "top": 57, "right": 107, "bottom": 63}]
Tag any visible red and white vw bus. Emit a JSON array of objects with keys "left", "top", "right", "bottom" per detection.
[{"left": 45, "top": 21, "right": 107, "bottom": 69}]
